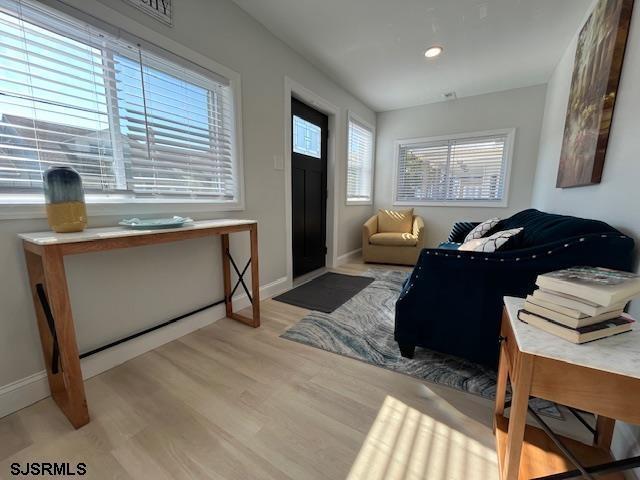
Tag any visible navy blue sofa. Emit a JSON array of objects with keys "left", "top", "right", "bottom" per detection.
[{"left": 394, "top": 209, "right": 635, "bottom": 368}]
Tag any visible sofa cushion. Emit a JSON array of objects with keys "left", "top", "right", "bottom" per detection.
[
  {"left": 488, "top": 209, "right": 619, "bottom": 249},
  {"left": 378, "top": 208, "right": 413, "bottom": 233},
  {"left": 370, "top": 232, "right": 418, "bottom": 247}
]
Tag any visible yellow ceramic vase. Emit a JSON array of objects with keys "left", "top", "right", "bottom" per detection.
[
  {"left": 44, "top": 167, "right": 87, "bottom": 233},
  {"left": 45, "top": 201, "right": 87, "bottom": 233}
]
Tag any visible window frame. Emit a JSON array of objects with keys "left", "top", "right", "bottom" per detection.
[
  {"left": 392, "top": 128, "right": 515, "bottom": 208},
  {"left": 0, "top": 0, "right": 245, "bottom": 219},
  {"left": 345, "top": 111, "right": 375, "bottom": 206}
]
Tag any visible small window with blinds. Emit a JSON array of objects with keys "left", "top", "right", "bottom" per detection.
[
  {"left": 0, "top": 0, "right": 240, "bottom": 204},
  {"left": 346, "top": 115, "right": 374, "bottom": 204},
  {"left": 394, "top": 130, "right": 514, "bottom": 207}
]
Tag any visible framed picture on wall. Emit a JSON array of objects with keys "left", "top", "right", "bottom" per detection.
[{"left": 556, "top": 0, "right": 634, "bottom": 188}]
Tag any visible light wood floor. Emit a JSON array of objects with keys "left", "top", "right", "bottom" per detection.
[{"left": 0, "top": 262, "right": 590, "bottom": 479}]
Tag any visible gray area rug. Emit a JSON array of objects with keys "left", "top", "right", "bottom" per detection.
[{"left": 281, "top": 269, "right": 562, "bottom": 419}]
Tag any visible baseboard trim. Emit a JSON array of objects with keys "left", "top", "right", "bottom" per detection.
[
  {"left": 336, "top": 248, "right": 362, "bottom": 265},
  {"left": 0, "top": 371, "right": 49, "bottom": 420},
  {"left": 0, "top": 276, "right": 288, "bottom": 420}
]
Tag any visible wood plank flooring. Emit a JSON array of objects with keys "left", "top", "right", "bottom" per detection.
[{"left": 0, "top": 262, "right": 590, "bottom": 479}]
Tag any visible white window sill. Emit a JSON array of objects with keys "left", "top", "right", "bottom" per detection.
[
  {"left": 0, "top": 199, "right": 245, "bottom": 221},
  {"left": 393, "top": 199, "right": 508, "bottom": 208}
]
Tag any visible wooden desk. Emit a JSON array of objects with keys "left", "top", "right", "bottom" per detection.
[
  {"left": 20, "top": 219, "right": 260, "bottom": 429},
  {"left": 495, "top": 297, "right": 640, "bottom": 480}
]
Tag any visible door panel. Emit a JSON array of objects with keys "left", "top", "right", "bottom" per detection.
[
  {"left": 292, "top": 166, "right": 306, "bottom": 262},
  {"left": 305, "top": 169, "right": 323, "bottom": 253},
  {"left": 291, "top": 98, "right": 328, "bottom": 278}
]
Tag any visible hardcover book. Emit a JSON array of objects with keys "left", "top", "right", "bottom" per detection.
[
  {"left": 524, "top": 296, "right": 624, "bottom": 328},
  {"left": 518, "top": 310, "right": 634, "bottom": 344},
  {"left": 536, "top": 267, "right": 640, "bottom": 306},
  {"left": 532, "top": 289, "right": 626, "bottom": 317}
]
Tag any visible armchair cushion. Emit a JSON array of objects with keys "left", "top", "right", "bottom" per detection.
[
  {"left": 378, "top": 208, "right": 413, "bottom": 233},
  {"left": 370, "top": 232, "right": 418, "bottom": 247}
]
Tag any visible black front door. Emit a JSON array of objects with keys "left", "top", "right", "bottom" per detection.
[{"left": 291, "top": 97, "right": 328, "bottom": 278}]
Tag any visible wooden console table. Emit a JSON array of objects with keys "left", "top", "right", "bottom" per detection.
[
  {"left": 20, "top": 219, "right": 260, "bottom": 429},
  {"left": 495, "top": 297, "right": 640, "bottom": 480}
]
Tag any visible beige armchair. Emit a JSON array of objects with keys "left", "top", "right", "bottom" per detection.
[{"left": 363, "top": 209, "right": 426, "bottom": 266}]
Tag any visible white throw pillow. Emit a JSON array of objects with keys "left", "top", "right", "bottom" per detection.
[
  {"left": 463, "top": 217, "right": 500, "bottom": 243},
  {"left": 459, "top": 228, "right": 523, "bottom": 253}
]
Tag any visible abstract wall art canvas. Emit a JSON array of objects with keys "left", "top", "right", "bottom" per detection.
[{"left": 557, "top": 0, "right": 634, "bottom": 188}]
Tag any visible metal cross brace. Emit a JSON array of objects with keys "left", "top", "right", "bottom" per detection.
[
  {"left": 36, "top": 283, "right": 61, "bottom": 374},
  {"left": 226, "top": 249, "right": 253, "bottom": 304}
]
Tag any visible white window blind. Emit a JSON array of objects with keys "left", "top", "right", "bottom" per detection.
[
  {"left": 395, "top": 132, "right": 511, "bottom": 205},
  {"left": 0, "top": 0, "right": 239, "bottom": 202},
  {"left": 346, "top": 117, "right": 373, "bottom": 203}
]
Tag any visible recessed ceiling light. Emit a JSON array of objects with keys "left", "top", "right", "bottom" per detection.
[{"left": 424, "top": 46, "right": 443, "bottom": 58}]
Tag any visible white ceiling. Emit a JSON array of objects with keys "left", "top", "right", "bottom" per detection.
[{"left": 231, "top": 0, "right": 592, "bottom": 111}]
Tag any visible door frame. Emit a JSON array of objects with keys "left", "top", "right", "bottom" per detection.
[{"left": 284, "top": 76, "right": 341, "bottom": 287}]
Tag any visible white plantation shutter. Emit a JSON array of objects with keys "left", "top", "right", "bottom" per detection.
[
  {"left": 346, "top": 117, "right": 373, "bottom": 203},
  {"left": 395, "top": 132, "right": 511, "bottom": 204},
  {"left": 0, "top": 0, "right": 239, "bottom": 201}
]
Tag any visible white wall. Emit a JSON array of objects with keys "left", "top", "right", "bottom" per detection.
[
  {"left": 374, "top": 85, "right": 546, "bottom": 247},
  {"left": 0, "top": 0, "right": 374, "bottom": 408},
  {"left": 531, "top": 3, "right": 640, "bottom": 472},
  {"left": 531, "top": 4, "right": 640, "bottom": 318}
]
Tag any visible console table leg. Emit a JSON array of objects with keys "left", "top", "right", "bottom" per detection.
[
  {"left": 25, "top": 246, "right": 89, "bottom": 429},
  {"left": 249, "top": 223, "right": 260, "bottom": 327},
  {"left": 503, "top": 354, "right": 533, "bottom": 480},
  {"left": 220, "top": 228, "right": 260, "bottom": 328},
  {"left": 221, "top": 234, "right": 233, "bottom": 317},
  {"left": 495, "top": 343, "right": 509, "bottom": 418},
  {"left": 595, "top": 416, "right": 615, "bottom": 451}
]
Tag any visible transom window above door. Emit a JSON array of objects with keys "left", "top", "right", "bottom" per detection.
[
  {"left": 0, "top": 0, "right": 241, "bottom": 206},
  {"left": 292, "top": 115, "right": 321, "bottom": 158},
  {"left": 394, "top": 129, "right": 514, "bottom": 207}
]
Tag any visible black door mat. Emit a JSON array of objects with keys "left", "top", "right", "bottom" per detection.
[{"left": 273, "top": 272, "right": 374, "bottom": 313}]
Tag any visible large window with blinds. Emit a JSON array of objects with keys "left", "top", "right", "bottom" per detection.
[
  {"left": 0, "top": 0, "right": 240, "bottom": 204},
  {"left": 394, "top": 129, "right": 514, "bottom": 207},
  {"left": 346, "top": 115, "right": 374, "bottom": 204}
]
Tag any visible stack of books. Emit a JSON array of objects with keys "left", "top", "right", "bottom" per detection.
[{"left": 519, "top": 266, "right": 640, "bottom": 344}]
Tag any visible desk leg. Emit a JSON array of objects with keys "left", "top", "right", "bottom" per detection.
[
  {"left": 503, "top": 354, "right": 533, "bottom": 480},
  {"left": 595, "top": 416, "right": 616, "bottom": 451},
  {"left": 24, "top": 247, "right": 89, "bottom": 429}
]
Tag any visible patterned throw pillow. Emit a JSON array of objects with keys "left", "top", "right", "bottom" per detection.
[
  {"left": 463, "top": 217, "right": 500, "bottom": 243},
  {"left": 459, "top": 228, "right": 523, "bottom": 253}
]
